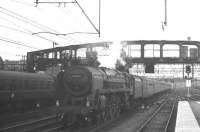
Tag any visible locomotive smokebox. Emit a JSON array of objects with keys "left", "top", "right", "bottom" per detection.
[{"left": 63, "top": 66, "right": 92, "bottom": 97}]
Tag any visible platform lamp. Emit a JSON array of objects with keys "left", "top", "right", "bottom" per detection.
[
  {"left": 53, "top": 42, "right": 58, "bottom": 48},
  {"left": 52, "top": 42, "right": 58, "bottom": 58},
  {"left": 50, "top": 42, "right": 58, "bottom": 74}
]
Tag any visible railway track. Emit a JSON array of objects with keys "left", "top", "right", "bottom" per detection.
[
  {"left": 189, "top": 96, "right": 200, "bottom": 101},
  {"left": 0, "top": 114, "right": 63, "bottom": 132},
  {"left": 136, "top": 99, "right": 176, "bottom": 132},
  {"left": 0, "top": 106, "right": 59, "bottom": 127},
  {"left": 0, "top": 93, "right": 172, "bottom": 132},
  {"left": 76, "top": 93, "right": 173, "bottom": 132}
]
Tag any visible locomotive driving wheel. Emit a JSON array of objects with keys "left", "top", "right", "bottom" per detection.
[
  {"left": 113, "top": 95, "right": 121, "bottom": 118},
  {"left": 104, "top": 106, "right": 110, "bottom": 121},
  {"left": 94, "top": 91, "right": 108, "bottom": 124},
  {"left": 110, "top": 95, "right": 116, "bottom": 119},
  {"left": 112, "top": 103, "right": 119, "bottom": 118}
]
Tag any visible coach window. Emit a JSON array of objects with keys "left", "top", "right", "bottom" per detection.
[
  {"left": 49, "top": 52, "right": 53, "bottom": 59},
  {"left": 163, "top": 44, "right": 179, "bottom": 57},
  {"left": 57, "top": 52, "right": 60, "bottom": 59},
  {"left": 44, "top": 53, "right": 48, "bottom": 58},
  {"left": 77, "top": 48, "right": 87, "bottom": 59},
  {"left": 125, "top": 45, "right": 141, "bottom": 58},
  {"left": 62, "top": 51, "right": 69, "bottom": 59},
  {"left": 144, "top": 44, "right": 160, "bottom": 58}
]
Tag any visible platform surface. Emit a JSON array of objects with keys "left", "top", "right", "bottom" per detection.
[{"left": 175, "top": 101, "right": 200, "bottom": 132}]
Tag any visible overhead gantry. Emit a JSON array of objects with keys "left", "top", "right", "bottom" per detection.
[
  {"left": 123, "top": 40, "right": 200, "bottom": 64},
  {"left": 122, "top": 40, "right": 200, "bottom": 78}
]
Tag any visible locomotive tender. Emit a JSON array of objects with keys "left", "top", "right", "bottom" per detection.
[{"left": 57, "top": 66, "right": 172, "bottom": 125}]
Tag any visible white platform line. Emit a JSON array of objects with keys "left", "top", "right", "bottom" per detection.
[{"left": 175, "top": 101, "right": 200, "bottom": 132}]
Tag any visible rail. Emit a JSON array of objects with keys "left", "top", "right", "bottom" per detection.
[
  {"left": 0, "top": 114, "right": 59, "bottom": 132},
  {"left": 164, "top": 103, "right": 175, "bottom": 132},
  {"left": 136, "top": 99, "right": 175, "bottom": 132}
]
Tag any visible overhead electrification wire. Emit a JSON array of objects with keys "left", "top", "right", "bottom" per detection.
[
  {"left": 0, "top": 6, "right": 59, "bottom": 32},
  {"left": 0, "top": 16, "right": 59, "bottom": 44},
  {"left": 0, "top": 10, "right": 55, "bottom": 34},
  {"left": 0, "top": 25, "right": 31, "bottom": 35},
  {"left": 0, "top": 10, "right": 63, "bottom": 43},
  {"left": 0, "top": 6, "right": 80, "bottom": 43},
  {"left": 32, "top": 31, "right": 98, "bottom": 35},
  {"left": 0, "top": 36, "right": 39, "bottom": 49},
  {"left": 0, "top": 15, "right": 71, "bottom": 46},
  {"left": 10, "top": 0, "right": 34, "bottom": 7},
  {"left": 0, "top": 24, "right": 55, "bottom": 43}
]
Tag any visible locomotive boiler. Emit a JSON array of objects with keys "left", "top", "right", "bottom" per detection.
[{"left": 57, "top": 66, "right": 172, "bottom": 125}]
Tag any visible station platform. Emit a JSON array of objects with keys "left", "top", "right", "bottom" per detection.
[{"left": 175, "top": 101, "right": 200, "bottom": 132}]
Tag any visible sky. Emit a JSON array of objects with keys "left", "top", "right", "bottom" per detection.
[{"left": 1, "top": 0, "right": 200, "bottom": 67}]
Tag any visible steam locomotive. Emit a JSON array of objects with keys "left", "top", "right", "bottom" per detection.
[
  {"left": 0, "top": 65, "right": 172, "bottom": 126},
  {"left": 56, "top": 66, "right": 172, "bottom": 125}
]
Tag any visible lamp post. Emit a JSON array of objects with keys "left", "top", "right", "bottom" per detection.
[{"left": 52, "top": 42, "right": 58, "bottom": 58}]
